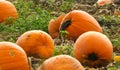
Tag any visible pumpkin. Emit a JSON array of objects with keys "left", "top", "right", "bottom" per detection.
[
  {"left": 60, "top": 10, "right": 102, "bottom": 41},
  {"left": 38, "top": 55, "right": 84, "bottom": 70},
  {"left": 74, "top": 31, "right": 113, "bottom": 67},
  {"left": 96, "top": 0, "right": 114, "bottom": 6},
  {"left": 48, "top": 14, "right": 66, "bottom": 39},
  {"left": 16, "top": 30, "right": 54, "bottom": 58},
  {"left": 0, "top": 0, "right": 18, "bottom": 23},
  {"left": 0, "top": 42, "right": 30, "bottom": 70}
]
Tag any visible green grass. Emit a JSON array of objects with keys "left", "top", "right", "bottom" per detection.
[
  {"left": 0, "top": 0, "right": 55, "bottom": 42},
  {"left": 54, "top": 46, "right": 73, "bottom": 56},
  {"left": 96, "top": 15, "right": 120, "bottom": 47},
  {"left": 0, "top": 0, "right": 74, "bottom": 42}
]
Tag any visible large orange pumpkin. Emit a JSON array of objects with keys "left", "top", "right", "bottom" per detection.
[
  {"left": 60, "top": 10, "right": 102, "bottom": 41},
  {"left": 74, "top": 31, "right": 113, "bottom": 67},
  {"left": 0, "top": 42, "right": 30, "bottom": 70},
  {"left": 38, "top": 55, "right": 85, "bottom": 70},
  {"left": 0, "top": 0, "right": 18, "bottom": 23},
  {"left": 48, "top": 14, "right": 66, "bottom": 39},
  {"left": 16, "top": 30, "right": 54, "bottom": 58}
]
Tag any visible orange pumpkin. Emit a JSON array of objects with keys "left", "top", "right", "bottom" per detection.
[
  {"left": 0, "top": 42, "right": 30, "bottom": 70},
  {"left": 0, "top": 0, "right": 18, "bottom": 23},
  {"left": 16, "top": 30, "right": 54, "bottom": 58},
  {"left": 96, "top": 0, "right": 114, "bottom": 6},
  {"left": 38, "top": 55, "right": 85, "bottom": 70},
  {"left": 74, "top": 31, "right": 113, "bottom": 67},
  {"left": 48, "top": 14, "right": 66, "bottom": 38},
  {"left": 60, "top": 10, "right": 102, "bottom": 41}
]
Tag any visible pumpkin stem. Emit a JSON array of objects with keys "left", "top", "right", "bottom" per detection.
[
  {"left": 60, "top": 20, "right": 71, "bottom": 30},
  {"left": 88, "top": 53, "right": 98, "bottom": 61}
]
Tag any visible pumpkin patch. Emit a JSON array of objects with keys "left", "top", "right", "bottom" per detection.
[{"left": 0, "top": 0, "right": 120, "bottom": 69}]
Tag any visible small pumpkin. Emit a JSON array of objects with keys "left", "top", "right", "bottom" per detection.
[
  {"left": 38, "top": 55, "right": 84, "bottom": 70},
  {"left": 16, "top": 30, "right": 54, "bottom": 58},
  {"left": 0, "top": 42, "right": 30, "bottom": 70},
  {"left": 48, "top": 14, "right": 66, "bottom": 38},
  {"left": 60, "top": 10, "right": 102, "bottom": 41},
  {"left": 74, "top": 31, "right": 113, "bottom": 67},
  {"left": 0, "top": 0, "right": 18, "bottom": 23},
  {"left": 96, "top": 0, "right": 114, "bottom": 6}
]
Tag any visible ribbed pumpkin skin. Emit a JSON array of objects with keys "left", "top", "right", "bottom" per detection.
[
  {"left": 74, "top": 31, "right": 113, "bottom": 67},
  {"left": 60, "top": 10, "right": 102, "bottom": 40},
  {"left": 16, "top": 30, "right": 54, "bottom": 58},
  {"left": 38, "top": 55, "right": 85, "bottom": 70},
  {"left": 0, "top": 42, "right": 30, "bottom": 70},
  {"left": 0, "top": 0, "right": 18, "bottom": 23},
  {"left": 48, "top": 14, "right": 66, "bottom": 38}
]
